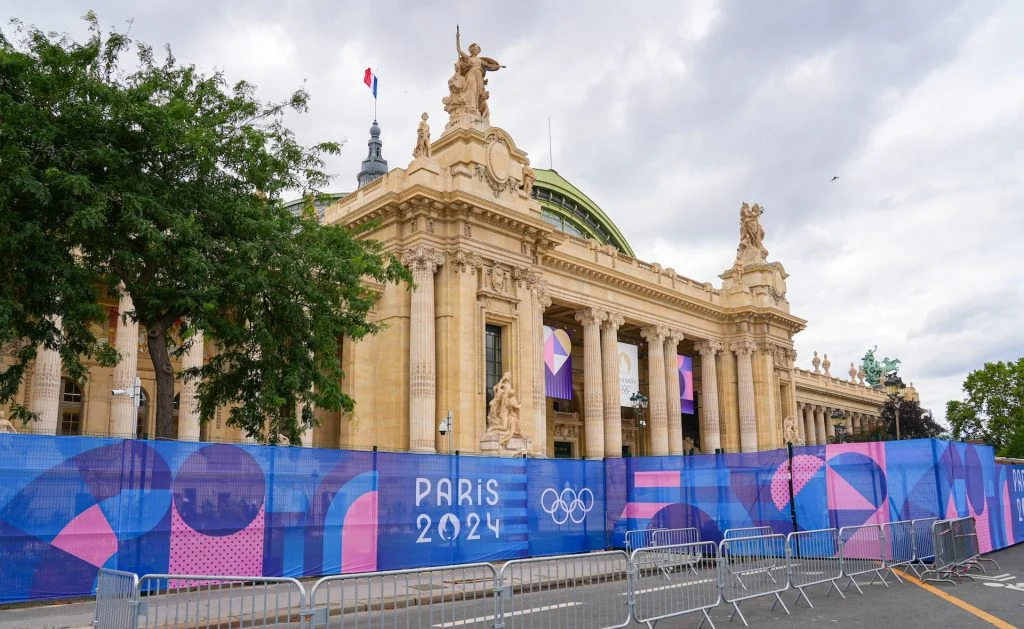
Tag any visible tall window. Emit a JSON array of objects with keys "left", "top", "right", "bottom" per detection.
[
  {"left": 135, "top": 388, "right": 150, "bottom": 439},
  {"left": 58, "top": 378, "right": 83, "bottom": 435},
  {"left": 485, "top": 324, "right": 503, "bottom": 413}
]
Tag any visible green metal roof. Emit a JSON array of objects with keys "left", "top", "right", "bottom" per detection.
[{"left": 531, "top": 169, "right": 634, "bottom": 256}]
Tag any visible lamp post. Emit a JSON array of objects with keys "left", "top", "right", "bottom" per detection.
[
  {"left": 630, "top": 391, "right": 648, "bottom": 456},
  {"left": 830, "top": 409, "right": 847, "bottom": 444},
  {"left": 884, "top": 373, "right": 906, "bottom": 440}
]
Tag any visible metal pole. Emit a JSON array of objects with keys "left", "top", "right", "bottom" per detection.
[
  {"left": 787, "top": 442, "right": 798, "bottom": 534},
  {"left": 895, "top": 400, "right": 901, "bottom": 441}
]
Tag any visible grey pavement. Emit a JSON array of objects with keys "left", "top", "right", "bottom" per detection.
[{"left": 3, "top": 543, "right": 1023, "bottom": 628}]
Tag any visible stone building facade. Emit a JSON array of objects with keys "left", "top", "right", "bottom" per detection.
[{"left": 1, "top": 54, "right": 911, "bottom": 455}]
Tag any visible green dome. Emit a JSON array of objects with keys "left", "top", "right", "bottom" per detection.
[{"left": 531, "top": 169, "right": 634, "bottom": 256}]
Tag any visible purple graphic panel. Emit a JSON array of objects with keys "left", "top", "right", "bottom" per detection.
[
  {"left": 544, "top": 325, "right": 573, "bottom": 400},
  {"left": 677, "top": 355, "right": 694, "bottom": 414}
]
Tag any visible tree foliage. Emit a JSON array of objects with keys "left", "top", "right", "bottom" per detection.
[
  {"left": 947, "top": 358, "right": 1024, "bottom": 458},
  {"left": 877, "top": 397, "right": 945, "bottom": 440},
  {"left": 0, "top": 14, "right": 410, "bottom": 441}
]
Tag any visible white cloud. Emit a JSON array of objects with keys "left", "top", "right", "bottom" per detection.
[{"left": 5, "top": 0, "right": 1022, "bottom": 423}]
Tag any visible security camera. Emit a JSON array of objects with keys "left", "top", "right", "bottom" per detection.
[{"left": 438, "top": 420, "right": 448, "bottom": 436}]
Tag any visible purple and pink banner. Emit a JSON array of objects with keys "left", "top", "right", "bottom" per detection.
[
  {"left": 0, "top": 435, "right": 1021, "bottom": 604},
  {"left": 678, "top": 355, "right": 694, "bottom": 414},
  {"left": 543, "top": 325, "right": 573, "bottom": 400}
]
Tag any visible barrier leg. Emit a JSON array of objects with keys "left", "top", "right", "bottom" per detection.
[
  {"left": 768, "top": 591, "right": 791, "bottom": 615},
  {"left": 844, "top": 575, "right": 865, "bottom": 595},
  {"left": 792, "top": 586, "right": 814, "bottom": 609},
  {"left": 699, "top": 607, "right": 717, "bottom": 629},
  {"left": 979, "top": 557, "right": 1000, "bottom": 570},
  {"left": 728, "top": 601, "right": 749, "bottom": 627},
  {"left": 868, "top": 568, "right": 889, "bottom": 588}
]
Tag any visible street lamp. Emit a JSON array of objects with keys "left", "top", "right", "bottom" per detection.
[
  {"left": 830, "top": 409, "right": 847, "bottom": 444},
  {"left": 884, "top": 373, "right": 906, "bottom": 440},
  {"left": 630, "top": 391, "right": 648, "bottom": 456},
  {"left": 438, "top": 409, "right": 453, "bottom": 455}
]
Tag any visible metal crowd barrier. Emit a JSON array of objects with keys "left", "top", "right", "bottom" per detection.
[
  {"left": 723, "top": 526, "right": 773, "bottom": 541},
  {"left": 881, "top": 519, "right": 914, "bottom": 583},
  {"left": 630, "top": 541, "right": 720, "bottom": 629},
  {"left": 908, "top": 517, "right": 938, "bottom": 577},
  {"left": 837, "top": 524, "right": 888, "bottom": 594},
  {"left": 924, "top": 519, "right": 960, "bottom": 584},
  {"left": 785, "top": 528, "right": 844, "bottom": 608},
  {"left": 719, "top": 534, "right": 790, "bottom": 626},
  {"left": 307, "top": 562, "right": 498, "bottom": 628},
  {"left": 100, "top": 521, "right": 990, "bottom": 629},
  {"left": 136, "top": 573, "right": 308, "bottom": 628},
  {"left": 625, "top": 528, "right": 666, "bottom": 553},
  {"left": 649, "top": 527, "right": 703, "bottom": 578},
  {"left": 497, "top": 550, "right": 631, "bottom": 629},
  {"left": 94, "top": 569, "right": 139, "bottom": 629}
]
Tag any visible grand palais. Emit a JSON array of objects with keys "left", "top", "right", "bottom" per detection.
[{"left": 1, "top": 36, "right": 919, "bottom": 458}]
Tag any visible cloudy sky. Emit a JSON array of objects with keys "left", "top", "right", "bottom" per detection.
[{"left": 5, "top": 1, "right": 1022, "bottom": 422}]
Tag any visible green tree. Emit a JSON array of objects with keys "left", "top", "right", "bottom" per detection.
[
  {"left": 947, "top": 358, "right": 1024, "bottom": 458},
  {"left": 0, "top": 15, "right": 410, "bottom": 441},
  {"left": 878, "top": 397, "right": 944, "bottom": 440}
]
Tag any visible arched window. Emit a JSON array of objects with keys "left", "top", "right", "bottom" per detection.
[
  {"left": 58, "top": 378, "right": 84, "bottom": 436},
  {"left": 135, "top": 387, "right": 150, "bottom": 439}
]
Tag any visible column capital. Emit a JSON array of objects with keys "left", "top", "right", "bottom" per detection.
[
  {"left": 533, "top": 283, "right": 552, "bottom": 311},
  {"left": 602, "top": 312, "right": 625, "bottom": 331},
  {"left": 664, "top": 329, "right": 685, "bottom": 345},
  {"left": 448, "top": 248, "right": 483, "bottom": 273},
  {"left": 731, "top": 338, "right": 756, "bottom": 357},
  {"left": 574, "top": 307, "right": 607, "bottom": 328},
  {"left": 693, "top": 339, "right": 724, "bottom": 357},
  {"left": 640, "top": 325, "right": 669, "bottom": 344},
  {"left": 401, "top": 244, "right": 445, "bottom": 273}
]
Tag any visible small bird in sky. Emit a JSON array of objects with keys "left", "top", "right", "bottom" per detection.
[{"left": 831, "top": 175, "right": 840, "bottom": 182}]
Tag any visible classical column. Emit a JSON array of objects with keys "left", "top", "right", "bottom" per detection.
[
  {"left": 800, "top": 403, "right": 816, "bottom": 446},
  {"left": 29, "top": 315, "right": 63, "bottom": 435},
  {"left": 108, "top": 292, "right": 140, "bottom": 438},
  {"left": 575, "top": 307, "right": 607, "bottom": 459},
  {"left": 852, "top": 413, "right": 862, "bottom": 433},
  {"left": 403, "top": 245, "right": 445, "bottom": 453},
  {"left": 532, "top": 288, "right": 552, "bottom": 457},
  {"left": 733, "top": 339, "right": 758, "bottom": 453},
  {"left": 694, "top": 340, "right": 722, "bottom": 453},
  {"left": 601, "top": 312, "right": 624, "bottom": 458},
  {"left": 814, "top": 406, "right": 827, "bottom": 446},
  {"left": 640, "top": 325, "right": 669, "bottom": 456},
  {"left": 664, "top": 330, "right": 684, "bottom": 455},
  {"left": 178, "top": 329, "right": 203, "bottom": 441}
]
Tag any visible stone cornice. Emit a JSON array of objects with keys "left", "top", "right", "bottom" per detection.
[{"left": 542, "top": 254, "right": 724, "bottom": 320}]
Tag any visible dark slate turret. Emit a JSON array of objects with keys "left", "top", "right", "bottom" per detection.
[{"left": 357, "top": 120, "right": 388, "bottom": 188}]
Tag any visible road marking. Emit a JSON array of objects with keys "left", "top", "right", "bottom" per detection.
[
  {"left": 431, "top": 602, "right": 582, "bottom": 627},
  {"left": 621, "top": 579, "right": 717, "bottom": 595},
  {"left": 972, "top": 573, "right": 1016, "bottom": 582},
  {"left": 897, "top": 570, "right": 1017, "bottom": 629}
]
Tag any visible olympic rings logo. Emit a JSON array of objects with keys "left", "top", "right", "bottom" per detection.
[{"left": 540, "top": 487, "right": 595, "bottom": 525}]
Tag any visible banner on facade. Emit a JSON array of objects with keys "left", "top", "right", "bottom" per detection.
[
  {"left": 678, "top": 355, "right": 694, "bottom": 414},
  {"left": 543, "top": 326, "right": 573, "bottom": 400},
  {"left": 618, "top": 342, "right": 639, "bottom": 407}
]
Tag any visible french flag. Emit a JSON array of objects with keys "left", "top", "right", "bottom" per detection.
[{"left": 363, "top": 67, "right": 378, "bottom": 99}]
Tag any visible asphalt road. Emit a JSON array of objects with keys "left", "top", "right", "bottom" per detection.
[{"left": 4, "top": 543, "right": 1023, "bottom": 628}]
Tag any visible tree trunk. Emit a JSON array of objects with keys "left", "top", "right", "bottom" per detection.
[{"left": 147, "top": 323, "right": 177, "bottom": 439}]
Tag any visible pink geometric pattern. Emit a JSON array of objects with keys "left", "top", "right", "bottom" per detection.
[
  {"left": 634, "top": 471, "right": 680, "bottom": 488},
  {"left": 770, "top": 455, "right": 824, "bottom": 510},
  {"left": 50, "top": 504, "right": 118, "bottom": 568},
  {"left": 341, "top": 492, "right": 378, "bottom": 573},
  {"left": 168, "top": 503, "right": 264, "bottom": 580},
  {"left": 621, "top": 502, "right": 672, "bottom": 519}
]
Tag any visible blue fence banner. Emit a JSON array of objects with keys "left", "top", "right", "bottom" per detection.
[{"left": 0, "top": 434, "right": 1021, "bottom": 604}]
